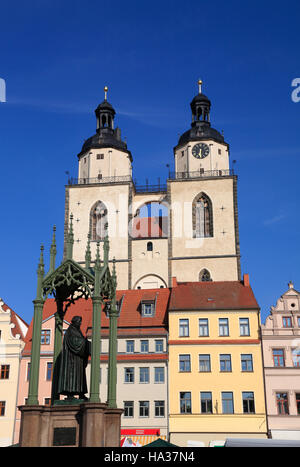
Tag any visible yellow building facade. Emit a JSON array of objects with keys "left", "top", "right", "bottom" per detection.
[{"left": 168, "top": 278, "right": 268, "bottom": 446}]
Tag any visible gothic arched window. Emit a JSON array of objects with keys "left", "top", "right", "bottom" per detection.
[
  {"left": 90, "top": 201, "right": 108, "bottom": 241},
  {"left": 192, "top": 192, "right": 213, "bottom": 238},
  {"left": 199, "top": 269, "right": 212, "bottom": 282}
]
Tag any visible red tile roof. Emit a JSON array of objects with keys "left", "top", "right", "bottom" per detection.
[
  {"left": 131, "top": 217, "right": 168, "bottom": 238},
  {"left": 169, "top": 281, "right": 259, "bottom": 311},
  {"left": 23, "top": 288, "right": 170, "bottom": 352}
]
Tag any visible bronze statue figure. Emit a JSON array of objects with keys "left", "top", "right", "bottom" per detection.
[{"left": 57, "top": 316, "right": 91, "bottom": 400}]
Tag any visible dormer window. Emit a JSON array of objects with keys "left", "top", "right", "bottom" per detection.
[{"left": 141, "top": 300, "right": 155, "bottom": 317}]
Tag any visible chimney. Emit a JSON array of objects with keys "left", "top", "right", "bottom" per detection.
[
  {"left": 172, "top": 277, "right": 178, "bottom": 288},
  {"left": 243, "top": 274, "right": 250, "bottom": 287}
]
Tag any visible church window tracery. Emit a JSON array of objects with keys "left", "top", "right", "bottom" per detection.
[
  {"left": 199, "top": 269, "right": 212, "bottom": 282},
  {"left": 90, "top": 201, "right": 108, "bottom": 241},
  {"left": 192, "top": 193, "right": 213, "bottom": 238}
]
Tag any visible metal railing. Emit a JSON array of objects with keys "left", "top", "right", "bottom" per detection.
[
  {"left": 169, "top": 169, "right": 234, "bottom": 180},
  {"left": 134, "top": 183, "right": 167, "bottom": 193},
  {"left": 67, "top": 175, "right": 132, "bottom": 185}
]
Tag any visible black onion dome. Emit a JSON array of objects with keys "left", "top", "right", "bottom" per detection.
[
  {"left": 77, "top": 91, "right": 133, "bottom": 161},
  {"left": 190, "top": 92, "right": 211, "bottom": 106},
  {"left": 177, "top": 125, "right": 224, "bottom": 148},
  {"left": 78, "top": 131, "right": 132, "bottom": 160},
  {"left": 95, "top": 100, "right": 116, "bottom": 115},
  {"left": 174, "top": 84, "right": 228, "bottom": 150}
]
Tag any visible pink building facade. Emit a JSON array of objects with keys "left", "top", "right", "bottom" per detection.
[{"left": 261, "top": 282, "right": 300, "bottom": 439}]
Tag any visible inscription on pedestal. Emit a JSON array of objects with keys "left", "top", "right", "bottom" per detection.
[{"left": 53, "top": 427, "right": 77, "bottom": 446}]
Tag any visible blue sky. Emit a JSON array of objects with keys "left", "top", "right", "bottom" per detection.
[{"left": 0, "top": 0, "right": 299, "bottom": 324}]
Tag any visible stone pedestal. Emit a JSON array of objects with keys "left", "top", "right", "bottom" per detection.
[{"left": 18, "top": 402, "right": 123, "bottom": 447}]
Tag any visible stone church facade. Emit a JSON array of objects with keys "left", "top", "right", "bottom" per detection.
[{"left": 65, "top": 80, "right": 240, "bottom": 291}]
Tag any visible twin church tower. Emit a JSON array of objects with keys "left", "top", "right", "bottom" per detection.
[{"left": 65, "top": 81, "right": 241, "bottom": 290}]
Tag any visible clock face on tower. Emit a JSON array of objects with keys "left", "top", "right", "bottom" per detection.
[{"left": 192, "top": 143, "right": 210, "bottom": 159}]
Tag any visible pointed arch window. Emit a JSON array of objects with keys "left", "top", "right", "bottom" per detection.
[
  {"left": 199, "top": 269, "right": 212, "bottom": 282},
  {"left": 193, "top": 193, "right": 213, "bottom": 238},
  {"left": 90, "top": 201, "right": 108, "bottom": 241}
]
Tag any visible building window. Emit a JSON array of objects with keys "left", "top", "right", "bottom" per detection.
[
  {"left": 97, "top": 153, "right": 104, "bottom": 159},
  {"left": 282, "top": 317, "right": 292, "bottom": 328},
  {"left": 239, "top": 318, "right": 250, "bottom": 336},
  {"left": 199, "top": 269, "right": 212, "bottom": 282},
  {"left": 41, "top": 329, "right": 51, "bottom": 345},
  {"left": 292, "top": 349, "right": 300, "bottom": 367},
  {"left": 222, "top": 392, "right": 234, "bottom": 414},
  {"left": 193, "top": 192, "right": 213, "bottom": 238},
  {"left": 199, "top": 355, "right": 211, "bottom": 372},
  {"left": 220, "top": 354, "right": 232, "bottom": 372},
  {"left": 46, "top": 362, "right": 53, "bottom": 381},
  {"left": 199, "top": 318, "right": 209, "bottom": 336},
  {"left": 0, "top": 401, "right": 5, "bottom": 416},
  {"left": 124, "top": 401, "right": 134, "bottom": 417},
  {"left": 139, "top": 401, "right": 149, "bottom": 417},
  {"left": 154, "top": 367, "right": 165, "bottom": 383},
  {"left": 200, "top": 392, "right": 213, "bottom": 414},
  {"left": 273, "top": 349, "right": 285, "bottom": 367},
  {"left": 179, "top": 355, "right": 191, "bottom": 372},
  {"left": 219, "top": 318, "right": 229, "bottom": 336},
  {"left": 126, "top": 340, "right": 134, "bottom": 353},
  {"left": 298, "top": 317, "right": 300, "bottom": 327},
  {"left": 141, "top": 301, "right": 155, "bottom": 317},
  {"left": 155, "top": 339, "right": 164, "bottom": 352},
  {"left": 147, "top": 241, "right": 153, "bottom": 252},
  {"left": 26, "top": 363, "right": 31, "bottom": 381},
  {"left": 90, "top": 200, "right": 108, "bottom": 242},
  {"left": 0, "top": 365, "right": 10, "bottom": 380},
  {"left": 180, "top": 392, "right": 192, "bottom": 414},
  {"left": 241, "top": 354, "right": 253, "bottom": 372},
  {"left": 242, "top": 392, "right": 255, "bottom": 414},
  {"left": 124, "top": 367, "right": 134, "bottom": 383},
  {"left": 155, "top": 400, "right": 165, "bottom": 417},
  {"left": 179, "top": 319, "right": 189, "bottom": 337},
  {"left": 296, "top": 394, "right": 300, "bottom": 415},
  {"left": 140, "top": 340, "right": 149, "bottom": 353},
  {"left": 139, "top": 367, "right": 150, "bottom": 383},
  {"left": 276, "top": 393, "right": 289, "bottom": 415}
]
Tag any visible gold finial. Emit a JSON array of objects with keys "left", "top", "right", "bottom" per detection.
[
  {"left": 198, "top": 79, "right": 203, "bottom": 94},
  {"left": 104, "top": 86, "right": 108, "bottom": 101}
]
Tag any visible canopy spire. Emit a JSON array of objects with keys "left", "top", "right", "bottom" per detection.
[
  {"left": 49, "top": 225, "right": 57, "bottom": 273},
  {"left": 85, "top": 232, "right": 92, "bottom": 270},
  {"left": 66, "top": 214, "right": 74, "bottom": 260}
]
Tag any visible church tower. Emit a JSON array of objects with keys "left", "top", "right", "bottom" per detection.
[
  {"left": 65, "top": 82, "right": 241, "bottom": 291},
  {"left": 168, "top": 80, "right": 241, "bottom": 283},
  {"left": 65, "top": 87, "right": 134, "bottom": 290}
]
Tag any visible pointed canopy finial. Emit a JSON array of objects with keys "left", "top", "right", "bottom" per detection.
[
  {"left": 103, "top": 235, "right": 109, "bottom": 265},
  {"left": 85, "top": 232, "right": 92, "bottom": 270},
  {"left": 95, "top": 241, "right": 101, "bottom": 269},
  {"left": 66, "top": 214, "right": 74, "bottom": 260},
  {"left": 104, "top": 86, "right": 108, "bottom": 101},
  {"left": 198, "top": 79, "right": 203, "bottom": 94},
  {"left": 50, "top": 225, "right": 57, "bottom": 273},
  {"left": 37, "top": 243, "right": 45, "bottom": 277}
]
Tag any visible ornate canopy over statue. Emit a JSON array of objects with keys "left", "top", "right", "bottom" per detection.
[{"left": 26, "top": 215, "right": 119, "bottom": 408}]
